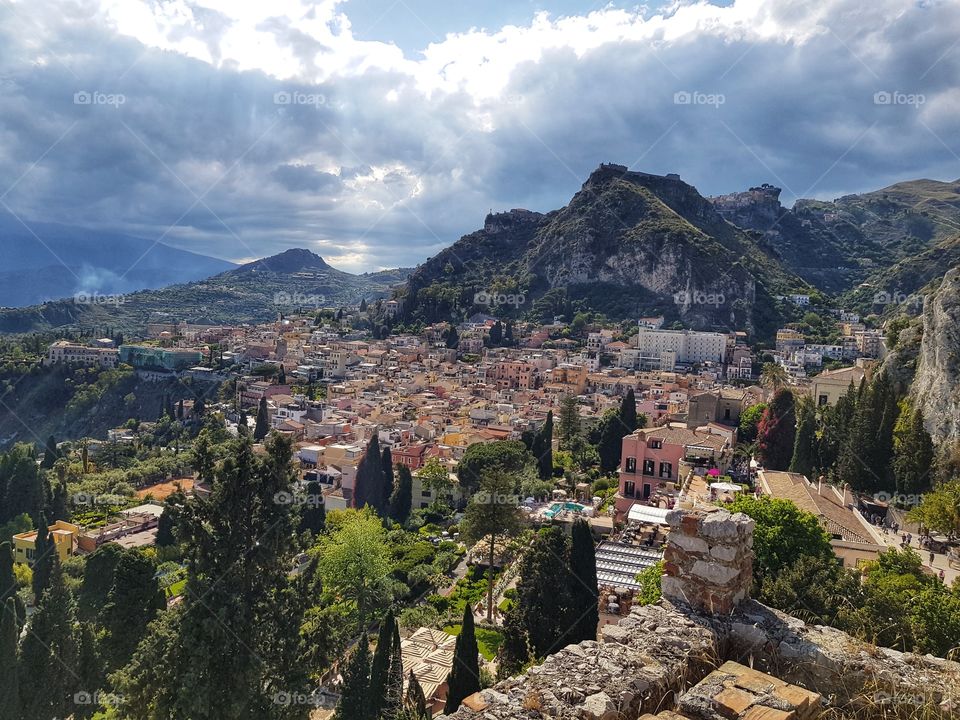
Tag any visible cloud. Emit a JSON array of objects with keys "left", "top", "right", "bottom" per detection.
[{"left": 0, "top": 0, "right": 958, "bottom": 274}]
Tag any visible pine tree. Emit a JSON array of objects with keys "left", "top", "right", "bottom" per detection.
[
  {"left": 254, "top": 396, "right": 270, "bottom": 440},
  {"left": 789, "top": 397, "right": 817, "bottom": 478},
  {"left": 756, "top": 389, "right": 796, "bottom": 471},
  {"left": 19, "top": 555, "right": 80, "bottom": 719},
  {"left": 388, "top": 465, "right": 413, "bottom": 525},
  {"left": 0, "top": 597, "right": 20, "bottom": 720},
  {"left": 31, "top": 514, "right": 54, "bottom": 603},
  {"left": 536, "top": 411, "right": 553, "bottom": 480},
  {"left": 558, "top": 395, "right": 581, "bottom": 447},
  {"left": 335, "top": 641, "right": 371, "bottom": 720},
  {"left": 368, "top": 610, "right": 396, "bottom": 720},
  {"left": 444, "top": 604, "right": 481, "bottom": 714},
  {"left": 569, "top": 519, "right": 599, "bottom": 643},
  {"left": 619, "top": 389, "right": 637, "bottom": 433}
]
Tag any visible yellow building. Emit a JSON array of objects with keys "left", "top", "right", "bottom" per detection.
[{"left": 12, "top": 520, "right": 81, "bottom": 565}]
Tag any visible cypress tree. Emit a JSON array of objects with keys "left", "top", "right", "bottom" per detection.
[
  {"left": 354, "top": 435, "right": 383, "bottom": 511},
  {"left": 596, "top": 409, "right": 627, "bottom": 473},
  {"left": 619, "top": 389, "right": 637, "bottom": 433},
  {"left": 238, "top": 408, "right": 248, "bottom": 428},
  {"left": 894, "top": 405, "right": 934, "bottom": 494},
  {"left": 383, "top": 626, "right": 405, "bottom": 720},
  {"left": 404, "top": 670, "right": 428, "bottom": 719},
  {"left": 300, "top": 480, "right": 327, "bottom": 535},
  {"left": 254, "top": 397, "right": 270, "bottom": 440},
  {"left": 41, "top": 434, "right": 59, "bottom": 469},
  {"left": 536, "top": 411, "right": 553, "bottom": 480},
  {"left": 836, "top": 379, "right": 878, "bottom": 491},
  {"left": 19, "top": 555, "right": 80, "bottom": 719},
  {"left": 99, "top": 550, "right": 164, "bottom": 671},
  {"left": 444, "top": 604, "right": 481, "bottom": 714},
  {"left": 369, "top": 609, "right": 396, "bottom": 720},
  {"left": 381, "top": 447, "right": 396, "bottom": 515},
  {"left": 0, "top": 597, "right": 20, "bottom": 720},
  {"left": 512, "top": 527, "right": 576, "bottom": 656},
  {"left": 31, "top": 514, "right": 54, "bottom": 603},
  {"left": 74, "top": 622, "right": 105, "bottom": 720},
  {"left": 156, "top": 505, "right": 176, "bottom": 546},
  {"left": 0, "top": 541, "right": 25, "bottom": 628},
  {"left": 872, "top": 370, "right": 899, "bottom": 489},
  {"left": 558, "top": 395, "right": 581, "bottom": 446},
  {"left": 388, "top": 465, "right": 413, "bottom": 525},
  {"left": 789, "top": 398, "right": 818, "bottom": 478},
  {"left": 569, "top": 519, "right": 599, "bottom": 643},
  {"left": 335, "top": 640, "right": 371, "bottom": 720}
]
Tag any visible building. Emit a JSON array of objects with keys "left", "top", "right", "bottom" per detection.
[
  {"left": 633, "top": 329, "right": 726, "bottom": 367},
  {"left": 119, "top": 345, "right": 204, "bottom": 371},
  {"left": 13, "top": 520, "right": 81, "bottom": 565},
  {"left": 392, "top": 443, "right": 430, "bottom": 471},
  {"left": 614, "top": 426, "right": 730, "bottom": 518},
  {"left": 685, "top": 388, "right": 750, "bottom": 427},
  {"left": 809, "top": 364, "right": 870, "bottom": 407},
  {"left": 46, "top": 340, "right": 118, "bottom": 368},
  {"left": 774, "top": 328, "right": 805, "bottom": 354}
]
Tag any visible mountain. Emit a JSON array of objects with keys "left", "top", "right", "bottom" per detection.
[
  {"left": 709, "top": 178, "right": 960, "bottom": 300},
  {"left": 0, "top": 214, "right": 236, "bottom": 307},
  {"left": 0, "top": 248, "right": 410, "bottom": 334},
  {"left": 398, "top": 164, "right": 812, "bottom": 336}
]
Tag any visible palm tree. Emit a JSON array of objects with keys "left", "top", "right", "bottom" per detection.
[{"left": 760, "top": 362, "right": 788, "bottom": 392}]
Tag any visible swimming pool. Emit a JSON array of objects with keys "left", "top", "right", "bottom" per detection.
[{"left": 543, "top": 501, "right": 588, "bottom": 519}]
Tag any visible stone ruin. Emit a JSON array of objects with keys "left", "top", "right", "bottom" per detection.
[{"left": 445, "top": 507, "right": 960, "bottom": 720}]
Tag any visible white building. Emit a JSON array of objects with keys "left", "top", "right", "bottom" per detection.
[
  {"left": 634, "top": 329, "right": 726, "bottom": 366},
  {"left": 46, "top": 341, "right": 119, "bottom": 368}
]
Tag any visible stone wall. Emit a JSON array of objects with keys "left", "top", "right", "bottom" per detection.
[{"left": 661, "top": 508, "right": 754, "bottom": 616}]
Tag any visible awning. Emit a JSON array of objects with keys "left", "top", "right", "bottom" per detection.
[
  {"left": 627, "top": 504, "right": 671, "bottom": 525},
  {"left": 710, "top": 482, "right": 742, "bottom": 493}
]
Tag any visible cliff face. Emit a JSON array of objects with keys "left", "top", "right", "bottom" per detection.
[
  {"left": 400, "top": 165, "right": 807, "bottom": 335},
  {"left": 912, "top": 268, "right": 960, "bottom": 443}
]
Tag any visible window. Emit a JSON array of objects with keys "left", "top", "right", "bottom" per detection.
[
  {"left": 649, "top": 439, "right": 663, "bottom": 449},
  {"left": 623, "top": 481, "right": 636, "bottom": 498},
  {"left": 724, "top": 408, "right": 731, "bottom": 420},
  {"left": 422, "top": 489, "right": 431, "bottom": 497},
  {"left": 642, "top": 483, "right": 652, "bottom": 499},
  {"left": 818, "top": 394, "right": 829, "bottom": 406},
  {"left": 659, "top": 462, "right": 673, "bottom": 479},
  {"left": 643, "top": 459, "right": 655, "bottom": 476},
  {"left": 625, "top": 457, "right": 637, "bottom": 473}
]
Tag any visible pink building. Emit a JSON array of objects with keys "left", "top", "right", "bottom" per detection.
[{"left": 614, "top": 426, "right": 729, "bottom": 520}]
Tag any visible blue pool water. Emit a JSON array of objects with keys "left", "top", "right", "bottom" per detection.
[{"left": 544, "top": 501, "right": 587, "bottom": 518}]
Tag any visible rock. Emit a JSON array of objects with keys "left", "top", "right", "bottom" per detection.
[{"left": 580, "top": 692, "right": 615, "bottom": 720}]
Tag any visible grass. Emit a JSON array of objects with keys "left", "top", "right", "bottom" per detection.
[{"left": 442, "top": 624, "right": 504, "bottom": 661}]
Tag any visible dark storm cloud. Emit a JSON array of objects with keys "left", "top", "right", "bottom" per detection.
[{"left": 0, "top": 0, "right": 958, "bottom": 272}]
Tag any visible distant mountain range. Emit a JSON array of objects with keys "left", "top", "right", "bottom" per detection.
[
  {"left": 0, "top": 248, "right": 411, "bottom": 334},
  {"left": 0, "top": 213, "right": 236, "bottom": 307}
]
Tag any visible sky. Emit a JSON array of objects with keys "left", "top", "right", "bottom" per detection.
[{"left": 0, "top": 0, "right": 958, "bottom": 273}]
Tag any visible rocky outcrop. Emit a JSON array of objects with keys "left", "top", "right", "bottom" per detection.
[
  {"left": 912, "top": 268, "right": 960, "bottom": 443},
  {"left": 442, "top": 509, "right": 960, "bottom": 720}
]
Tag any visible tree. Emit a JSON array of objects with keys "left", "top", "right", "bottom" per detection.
[
  {"left": 388, "top": 465, "right": 413, "bottom": 525},
  {"left": 359, "top": 297, "right": 368, "bottom": 313},
  {"left": 317, "top": 508, "right": 395, "bottom": 633},
  {"left": 41, "top": 434, "right": 59, "bottom": 469},
  {"left": 191, "top": 430, "right": 217, "bottom": 485},
  {"left": 738, "top": 403, "right": 767, "bottom": 445},
  {"left": 335, "top": 640, "right": 371, "bottom": 720},
  {"left": 461, "top": 470, "right": 523, "bottom": 622},
  {"left": 381, "top": 447, "right": 396, "bottom": 510},
  {"left": 404, "top": 671, "right": 428, "bottom": 719},
  {"left": 596, "top": 408, "right": 629, "bottom": 473},
  {"left": 619, "top": 389, "right": 637, "bottom": 433},
  {"left": 907, "top": 480, "right": 960, "bottom": 538},
  {"left": 457, "top": 440, "right": 534, "bottom": 497},
  {"left": 77, "top": 542, "right": 123, "bottom": 620},
  {"left": 444, "top": 604, "right": 481, "bottom": 714},
  {"left": 893, "top": 403, "right": 934, "bottom": 494},
  {"left": 31, "top": 514, "right": 54, "bottom": 602},
  {"left": 756, "top": 389, "right": 796, "bottom": 471},
  {"left": 155, "top": 504, "right": 177, "bottom": 547},
  {"left": 75, "top": 621, "right": 106, "bottom": 720},
  {"left": 19, "top": 555, "right": 79, "bottom": 719},
  {"left": 300, "top": 480, "right": 327, "bottom": 535},
  {"left": 383, "top": 626, "right": 405, "bottom": 720},
  {"left": 177, "top": 398, "right": 185, "bottom": 421},
  {"left": 238, "top": 408, "right": 248, "bottom": 428},
  {"left": 445, "top": 325, "right": 459, "bottom": 349},
  {"left": 727, "top": 495, "right": 833, "bottom": 586},
  {"left": 368, "top": 610, "right": 397, "bottom": 720},
  {"left": 836, "top": 379, "right": 881, "bottom": 491},
  {"left": 99, "top": 550, "right": 164, "bottom": 671},
  {"left": 0, "top": 541, "right": 24, "bottom": 629},
  {"left": 488, "top": 321, "right": 503, "bottom": 346},
  {"left": 568, "top": 519, "right": 598, "bottom": 643},
  {"left": 355, "top": 435, "right": 387, "bottom": 514},
  {"left": 113, "top": 432, "right": 310, "bottom": 719},
  {"left": 760, "top": 362, "right": 788, "bottom": 392},
  {"left": 0, "top": 598, "right": 20, "bottom": 720},
  {"left": 535, "top": 411, "right": 554, "bottom": 480},
  {"left": 506, "top": 527, "right": 576, "bottom": 657},
  {"left": 789, "top": 396, "right": 817, "bottom": 478},
  {"left": 0, "top": 444, "right": 45, "bottom": 525},
  {"left": 558, "top": 395, "right": 581, "bottom": 447},
  {"left": 254, "top": 396, "right": 270, "bottom": 440}
]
